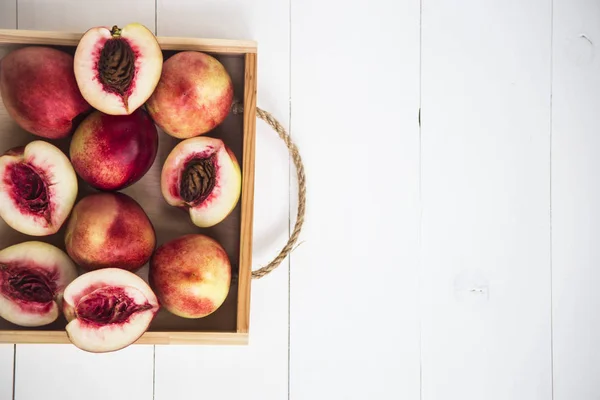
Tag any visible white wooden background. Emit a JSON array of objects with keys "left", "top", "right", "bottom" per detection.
[{"left": 0, "top": 0, "right": 598, "bottom": 399}]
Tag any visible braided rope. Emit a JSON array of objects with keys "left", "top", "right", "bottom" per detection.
[{"left": 232, "top": 103, "right": 306, "bottom": 279}]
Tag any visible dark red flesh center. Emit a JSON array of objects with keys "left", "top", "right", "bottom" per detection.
[
  {"left": 10, "top": 163, "right": 50, "bottom": 215},
  {"left": 98, "top": 38, "right": 136, "bottom": 105},
  {"left": 0, "top": 264, "right": 56, "bottom": 303},
  {"left": 76, "top": 287, "right": 152, "bottom": 325},
  {"left": 180, "top": 155, "right": 216, "bottom": 206}
]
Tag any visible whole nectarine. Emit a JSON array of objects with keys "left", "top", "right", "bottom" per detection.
[
  {"left": 64, "top": 192, "right": 156, "bottom": 272},
  {"left": 149, "top": 234, "right": 231, "bottom": 319},
  {"left": 146, "top": 51, "right": 233, "bottom": 138}
]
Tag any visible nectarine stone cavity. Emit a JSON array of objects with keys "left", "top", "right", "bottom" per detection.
[
  {"left": 0, "top": 241, "right": 78, "bottom": 327},
  {"left": 74, "top": 23, "right": 163, "bottom": 115},
  {"left": 76, "top": 287, "right": 153, "bottom": 325},
  {"left": 0, "top": 46, "right": 92, "bottom": 139},
  {"left": 181, "top": 156, "right": 216, "bottom": 205},
  {"left": 9, "top": 163, "right": 49, "bottom": 218},
  {"left": 0, "top": 141, "right": 78, "bottom": 236},
  {"left": 161, "top": 136, "right": 241, "bottom": 228},
  {"left": 98, "top": 28, "right": 136, "bottom": 106},
  {"left": 1, "top": 263, "right": 56, "bottom": 304},
  {"left": 62, "top": 268, "right": 159, "bottom": 353}
]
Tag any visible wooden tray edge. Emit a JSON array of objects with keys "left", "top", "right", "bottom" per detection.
[
  {"left": 0, "top": 331, "right": 248, "bottom": 345},
  {"left": 236, "top": 53, "right": 257, "bottom": 334},
  {"left": 0, "top": 28, "right": 257, "bottom": 54}
]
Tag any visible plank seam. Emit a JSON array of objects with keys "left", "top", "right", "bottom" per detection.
[
  {"left": 287, "top": 0, "right": 293, "bottom": 397},
  {"left": 418, "top": 0, "right": 423, "bottom": 398},
  {"left": 154, "top": 0, "right": 158, "bottom": 35},
  {"left": 549, "top": 0, "right": 555, "bottom": 399},
  {"left": 152, "top": 345, "right": 156, "bottom": 400},
  {"left": 11, "top": 344, "right": 15, "bottom": 400}
]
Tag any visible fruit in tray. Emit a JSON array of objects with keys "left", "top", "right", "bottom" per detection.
[
  {"left": 0, "top": 141, "right": 78, "bottom": 236},
  {"left": 74, "top": 23, "right": 163, "bottom": 115},
  {"left": 146, "top": 51, "right": 234, "bottom": 138},
  {"left": 70, "top": 108, "right": 158, "bottom": 191},
  {"left": 161, "top": 136, "right": 241, "bottom": 228},
  {"left": 65, "top": 192, "right": 156, "bottom": 272},
  {"left": 149, "top": 234, "right": 231, "bottom": 319},
  {"left": 0, "top": 22, "right": 247, "bottom": 351},
  {"left": 0, "top": 241, "right": 77, "bottom": 327},
  {"left": 63, "top": 268, "right": 160, "bottom": 353},
  {"left": 0, "top": 46, "right": 92, "bottom": 139}
]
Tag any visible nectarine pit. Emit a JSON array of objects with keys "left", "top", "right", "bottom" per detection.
[
  {"left": 98, "top": 26, "right": 136, "bottom": 106},
  {"left": 0, "top": 263, "right": 56, "bottom": 304},
  {"left": 76, "top": 287, "right": 153, "bottom": 325},
  {"left": 8, "top": 163, "right": 50, "bottom": 218},
  {"left": 180, "top": 155, "right": 216, "bottom": 206}
]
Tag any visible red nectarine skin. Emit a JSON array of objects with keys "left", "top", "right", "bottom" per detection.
[
  {"left": 149, "top": 234, "right": 231, "bottom": 318},
  {"left": 65, "top": 192, "right": 156, "bottom": 272},
  {"left": 0, "top": 47, "right": 91, "bottom": 139},
  {"left": 146, "top": 51, "right": 234, "bottom": 138},
  {"left": 70, "top": 109, "right": 158, "bottom": 190}
]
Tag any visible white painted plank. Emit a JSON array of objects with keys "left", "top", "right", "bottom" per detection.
[
  {"left": 289, "top": 0, "right": 421, "bottom": 398},
  {"left": 0, "top": 345, "right": 13, "bottom": 400},
  {"left": 14, "top": 345, "right": 154, "bottom": 400},
  {"left": 552, "top": 1, "right": 600, "bottom": 398},
  {"left": 153, "top": 0, "right": 290, "bottom": 399},
  {"left": 17, "top": 0, "right": 155, "bottom": 32},
  {"left": 420, "top": 1, "right": 552, "bottom": 399},
  {"left": 0, "top": 0, "right": 16, "bottom": 29}
]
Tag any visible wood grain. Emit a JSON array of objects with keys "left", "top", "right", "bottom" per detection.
[
  {"left": 0, "top": 331, "right": 248, "bottom": 345},
  {"left": 0, "top": 29, "right": 257, "bottom": 54},
  {"left": 236, "top": 52, "right": 257, "bottom": 334}
]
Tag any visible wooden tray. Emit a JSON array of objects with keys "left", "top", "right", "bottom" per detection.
[{"left": 0, "top": 29, "right": 257, "bottom": 345}]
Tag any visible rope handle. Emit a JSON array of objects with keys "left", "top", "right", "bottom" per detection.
[{"left": 232, "top": 103, "right": 306, "bottom": 279}]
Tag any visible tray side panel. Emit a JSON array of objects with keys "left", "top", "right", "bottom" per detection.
[
  {"left": 236, "top": 52, "right": 257, "bottom": 333},
  {"left": 0, "top": 330, "right": 247, "bottom": 345},
  {"left": 0, "top": 29, "right": 257, "bottom": 54}
]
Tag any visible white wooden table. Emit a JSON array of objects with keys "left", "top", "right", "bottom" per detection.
[{"left": 0, "top": 0, "right": 598, "bottom": 399}]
